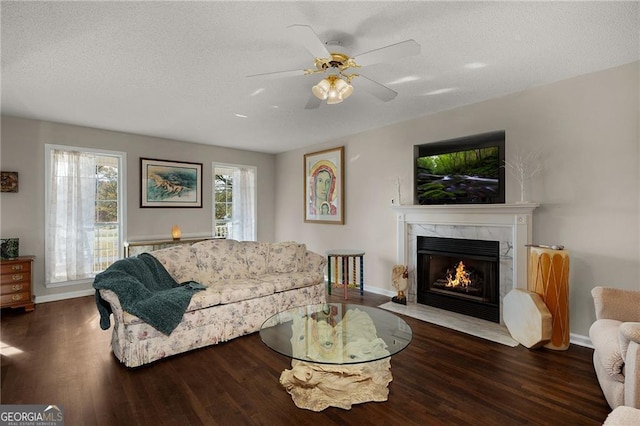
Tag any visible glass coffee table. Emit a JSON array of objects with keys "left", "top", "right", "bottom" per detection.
[{"left": 260, "top": 303, "right": 412, "bottom": 411}]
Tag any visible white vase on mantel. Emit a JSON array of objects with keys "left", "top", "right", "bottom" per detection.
[{"left": 516, "top": 180, "right": 529, "bottom": 203}]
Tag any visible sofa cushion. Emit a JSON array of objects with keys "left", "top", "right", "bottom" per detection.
[
  {"left": 192, "top": 239, "right": 249, "bottom": 285},
  {"left": 268, "top": 242, "right": 306, "bottom": 273},
  {"left": 122, "top": 279, "right": 276, "bottom": 324},
  {"left": 121, "top": 288, "right": 221, "bottom": 325},
  {"left": 241, "top": 241, "right": 269, "bottom": 276},
  {"left": 184, "top": 286, "right": 222, "bottom": 312},
  {"left": 150, "top": 245, "right": 201, "bottom": 284},
  {"left": 590, "top": 318, "right": 625, "bottom": 381},
  {"left": 205, "top": 279, "right": 275, "bottom": 305},
  {"left": 294, "top": 243, "right": 306, "bottom": 271},
  {"left": 304, "top": 250, "right": 327, "bottom": 275},
  {"left": 260, "top": 272, "right": 321, "bottom": 293}
]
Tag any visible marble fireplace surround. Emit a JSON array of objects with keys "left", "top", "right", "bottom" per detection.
[{"left": 391, "top": 203, "right": 539, "bottom": 324}]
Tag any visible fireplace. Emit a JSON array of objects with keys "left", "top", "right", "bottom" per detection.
[
  {"left": 392, "top": 203, "right": 538, "bottom": 326},
  {"left": 417, "top": 236, "right": 500, "bottom": 323}
]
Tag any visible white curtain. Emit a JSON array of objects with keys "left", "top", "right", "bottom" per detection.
[
  {"left": 230, "top": 167, "right": 256, "bottom": 241},
  {"left": 46, "top": 149, "right": 96, "bottom": 283}
]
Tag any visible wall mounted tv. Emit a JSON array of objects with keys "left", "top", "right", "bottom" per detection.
[{"left": 414, "top": 131, "right": 505, "bottom": 205}]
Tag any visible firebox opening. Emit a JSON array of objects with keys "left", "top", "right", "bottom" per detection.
[{"left": 417, "top": 236, "right": 500, "bottom": 323}]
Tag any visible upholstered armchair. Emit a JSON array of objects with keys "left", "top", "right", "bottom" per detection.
[{"left": 589, "top": 286, "right": 640, "bottom": 409}]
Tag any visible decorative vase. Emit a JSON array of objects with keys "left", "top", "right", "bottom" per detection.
[{"left": 516, "top": 180, "right": 528, "bottom": 203}]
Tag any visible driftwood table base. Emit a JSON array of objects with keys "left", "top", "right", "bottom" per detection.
[{"left": 279, "top": 358, "right": 392, "bottom": 411}]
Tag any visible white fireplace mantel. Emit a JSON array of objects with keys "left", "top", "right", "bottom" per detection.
[
  {"left": 391, "top": 202, "right": 539, "bottom": 220},
  {"left": 391, "top": 203, "right": 539, "bottom": 321}
]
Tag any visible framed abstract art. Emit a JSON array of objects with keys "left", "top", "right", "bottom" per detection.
[{"left": 304, "top": 146, "right": 344, "bottom": 224}]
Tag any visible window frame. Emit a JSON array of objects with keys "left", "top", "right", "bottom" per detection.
[
  {"left": 212, "top": 162, "right": 257, "bottom": 240},
  {"left": 44, "top": 144, "right": 127, "bottom": 287}
]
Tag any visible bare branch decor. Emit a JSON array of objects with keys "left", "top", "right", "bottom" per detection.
[{"left": 503, "top": 149, "right": 543, "bottom": 203}]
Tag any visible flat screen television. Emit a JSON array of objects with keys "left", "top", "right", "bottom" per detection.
[{"left": 414, "top": 131, "right": 505, "bottom": 205}]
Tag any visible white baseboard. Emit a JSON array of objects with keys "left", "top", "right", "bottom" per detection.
[
  {"left": 570, "top": 333, "right": 593, "bottom": 349},
  {"left": 359, "top": 285, "right": 395, "bottom": 297},
  {"left": 35, "top": 288, "right": 94, "bottom": 304}
]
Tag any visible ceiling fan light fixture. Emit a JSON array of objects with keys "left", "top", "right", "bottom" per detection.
[
  {"left": 312, "top": 78, "right": 331, "bottom": 100},
  {"left": 334, "top": 77, "right": 353, "bottom": 100},
  {"left": 326, "top": 88, "right": 343, "bottom": 104},
  {"left": 313, "top": 75, "right": 351, "bottom": 104}
]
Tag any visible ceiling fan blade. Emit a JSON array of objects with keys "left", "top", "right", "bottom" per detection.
[
  {"left": 353, "top": 39, "right": 421, "bottom": 67},
  {"left": 246, "top": 69, "right": 307, "bottom": 80},
  {"left": 288, "top": 24, "right": 331, "bottom": 59},
  {"left": 305, "top": 94, "right": 322, "bottom": 110},
  {"left": 357, "top": 75, "right": 398, "bottom": 102}
]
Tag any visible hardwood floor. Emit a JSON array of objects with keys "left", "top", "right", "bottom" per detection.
[{"left": 1, "top": 291, "right": 610, "bottom": 425}]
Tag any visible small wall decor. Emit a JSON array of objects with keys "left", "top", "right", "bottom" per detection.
[
  {"left": 304, "top": 146, "right": 344, "bottom": 224},
  {"left": 0, "top": 172, "right": 19, "bottom": 193},
  {"left": 0, "top": 238, "right": 19, "bottom": 259},
  {"left": 140, "top": 158, "right": 202, "bottom": 208}
]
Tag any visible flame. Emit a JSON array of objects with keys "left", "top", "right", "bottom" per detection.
[{"left": 446, "top": 261, "right": 471, "bottom": 288}]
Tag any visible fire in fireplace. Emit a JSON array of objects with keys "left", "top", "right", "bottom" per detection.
[{"left": 417, "top": 236, "right": 500, "bottom": 323}]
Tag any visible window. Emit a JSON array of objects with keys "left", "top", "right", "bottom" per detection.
[
  {"left": 45, "top": 145, "right": 126, "bottom": 286},
  {"left": 213, "top": 164, "right": 256, "bottom": 241},
  {"left": 214, "top": 169, "right": 233, "bottom": 238}
]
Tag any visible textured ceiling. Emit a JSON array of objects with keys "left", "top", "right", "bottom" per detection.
[{"left": 2, "top": 1, "right": 639, "bottom": 154}]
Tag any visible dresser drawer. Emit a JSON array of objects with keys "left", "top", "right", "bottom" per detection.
[
  {"left": 1, "top": 281, "right": 30, "bottom": 295},
  {"left": 0, "top": 261, "right": 31, "bottom": 275},
  {"left": 0, "top": 291, "right": 31, "bottom": 306},
  {"left": 0, "top": 271, "right": 31, "bottom": 285}
]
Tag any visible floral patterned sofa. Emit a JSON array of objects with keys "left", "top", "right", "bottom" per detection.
[{"left": 97, "top": 239, "right": 327, "bottom": 367}]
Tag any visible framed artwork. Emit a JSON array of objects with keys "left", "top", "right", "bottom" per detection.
[
  {"left": 304, "top": 146, "right": 344, "bottom": 224},
  {"left": 140, "top": 158, "right": 202, "bottom": 208},
  {"left": 1, "top": 171, "right": 19, "bottom": 193}
]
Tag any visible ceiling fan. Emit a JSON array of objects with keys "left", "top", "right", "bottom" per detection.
[{"left": 247, "top": 25, "right": 421, "bottom": 108}]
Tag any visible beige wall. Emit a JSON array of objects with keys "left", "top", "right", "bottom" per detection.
[
  {"left": 0, "top": 117, "right": 276, "bottom": 300},
  {"left": 1, "top": 62, "right": 637, "bottom": 338},
  {"left": 275, "top": 61, "right": 640, "bottom": 338}
]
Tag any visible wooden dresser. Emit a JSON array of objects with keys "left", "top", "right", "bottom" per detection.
[{"left": 0, "top": 256, "right": 35, "bottom": 311}]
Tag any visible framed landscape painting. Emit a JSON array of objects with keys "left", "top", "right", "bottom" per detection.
[
  {"left": 140, "top": 158, "right": 202, "bottom": 208},
  {"left": 304, "top": 146, "right": 344, "bottom": 224}
]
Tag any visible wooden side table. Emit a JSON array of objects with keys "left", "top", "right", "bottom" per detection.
[
  {"left": 326, "top": 249, "right": 365, "bottom": 299},
  {"left": 1, "top": 256, "right": 35, "bottom": 311}
]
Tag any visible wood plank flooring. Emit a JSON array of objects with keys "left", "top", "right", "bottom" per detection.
[{"left": 1, "top": 291, "right": 610, "bottom": 425}]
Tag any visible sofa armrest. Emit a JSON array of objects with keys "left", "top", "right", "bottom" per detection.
[
  {"left": 98, "top": 289, "right": 126, "bottom": 327},
  {"left": 305, "top": 251, "right": 327, "bottom": 276},
  {"left": 623, "top": 333, "right": 640, "bottom": 408},
  {"left": 592, "top": 286, "right": 640, "bottom": 322},
  {"left": 621, "top": 322, "right": 640, "bottom": 344},
  {"left": 620, "top": 322, "right": 640, "bottom": 358}
]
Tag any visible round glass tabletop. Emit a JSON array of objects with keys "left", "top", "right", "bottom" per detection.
[{"left": 259, "top": 303, "right": 412, "bottom": 365}]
